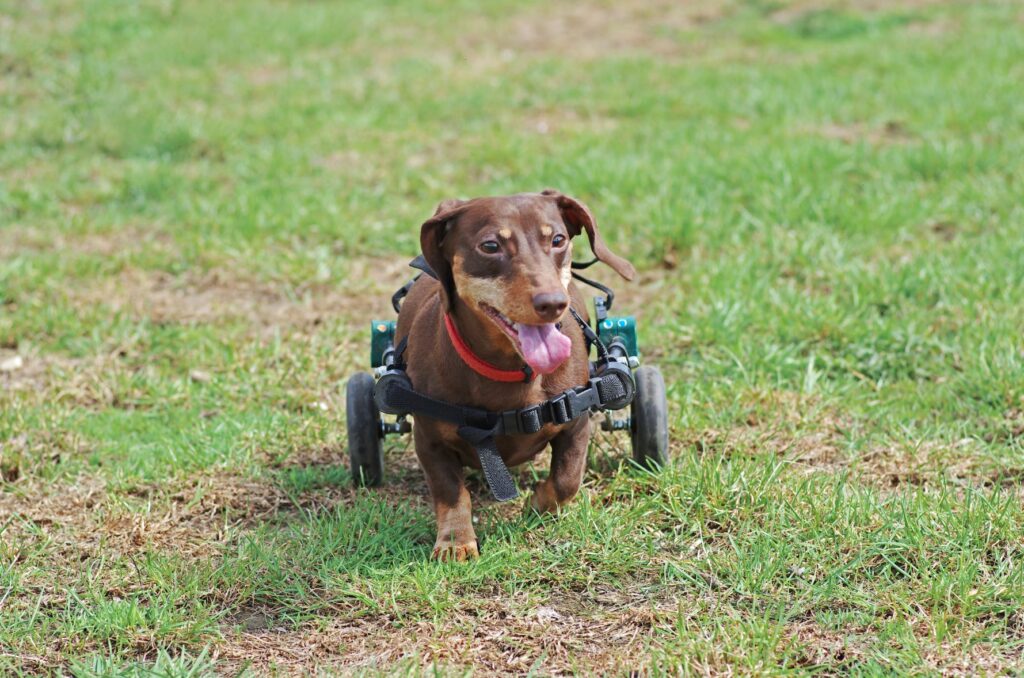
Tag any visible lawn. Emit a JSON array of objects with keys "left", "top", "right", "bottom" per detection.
[{"left": 2, "top": 0, "right": 1024, "bottom": 674}]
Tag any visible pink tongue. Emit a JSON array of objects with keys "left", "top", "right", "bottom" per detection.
[{"left": 517, "top": 323, "right": 573, "bottom": 375}]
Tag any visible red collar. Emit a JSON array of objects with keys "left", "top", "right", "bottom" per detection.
[{"left": 444, "top": 313, "right": 536, "bottom": 383}]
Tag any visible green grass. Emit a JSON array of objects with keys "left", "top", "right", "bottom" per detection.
[{"left": 2, "top": 0, "right": 1024, "bottom": 674}]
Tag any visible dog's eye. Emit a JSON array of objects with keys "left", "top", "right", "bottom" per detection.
[
  {"left": 552, "top": 234, "right": 567, "bottom": 248},
  {"left": 479, "top": 241, "right": 500, "bottom": 254}
]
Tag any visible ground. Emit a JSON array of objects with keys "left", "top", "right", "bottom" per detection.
[{"left": 2, "top": 0, "right": 1024, "bottom": 675}]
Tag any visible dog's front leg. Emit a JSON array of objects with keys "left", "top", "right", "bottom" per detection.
[
  {"left": 414, "top": 427, "right": 479, "bottom": 561},
  {"left": 530, "top": 418, "right": 590, "bottom": 515}
]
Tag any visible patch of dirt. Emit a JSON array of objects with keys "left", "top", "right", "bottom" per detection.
[
  {"left": 771, "top": 0, "right": 949, "bottom": 24},
  {"left": 215, "top": 597, "right": 671, "bottom": 676},
  {"left": 464, "top": 0, "right": 734, "bottom": 61},
  {"left": 691, "top": 390, "right": 853, "bottom": 471},
  {"left": 69, "top": 259, "right": 413, "bottom": 331},
  {"left": 0, "top": 225, "right": 176, "bottom": 260},
  {"left": 0, "top": 427, "right": 91, "bottom": 482},
  {"left": 688, "top": 390, "right": 1001, "bottom": 491},
  {"left": 929, "top": 220, "right": 960, "bottom": 242},
  {"left": 788, "top": 617, "right": 871, "bottom": 668},
  {"left": 518, "top": 108, "right": 620, "bottom": 137},
  {"left": 0, "top": 348, "right": 129, "bottom": 408},
  {"left": 0, "top": 472, "right": 285, "bottom": 583},
  {"left": 981, "top": 408, "right": 1024, "bottom": 444},
  {"left": 789, "top": 612, "right": 1024, "bottom": 673},
  {"left": 245, "top": 62, "right": 289, "bottom": 88},
  {"left": 809, "top": 120, "right": 916, "bottom": 146},
  {"left": 905, "top": 16, "right": 958, "bottom": 36},
  {"left": 856, "top": 438, "right": 981, "bottom": 490},
  {"left": 2, "top": 257, "right": 419, "bottom": 409}
]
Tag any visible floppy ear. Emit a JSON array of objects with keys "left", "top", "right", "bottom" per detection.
[
  {"left": 420, "top": 198, "right": 469, "bottom": 310},
  {"left": 542, "top": 189, "right": 635, "bottom": 281}
]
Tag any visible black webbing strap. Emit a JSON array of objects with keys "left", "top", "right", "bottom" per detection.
[
  {"left": 392, "top": 257, "right": 439, "bottom": 312},
  {"left": 456, "top": 426, "right": 519, "bottom": 501},
  {"left": 392, "top": 278, "right": 418, "bottom": 314},
  {"left": 570, "top": 257, "right": 600, "bottom": 270},
  {"left": 571, "top": 270, "right": 615, "bottom": 311},
  {"left": 410, "top": 255, "right": 437, "bottom": 279},
  {"left": 375, "top": 370, "right": 629, "bottom": 502},
  {"left": 392, "top": 336, "right": 409, "bottom": 369},
  {"left": 377, "top": 376, "right": 517, "bottom": 500},
  {"left": 568, "top": 306, "right": 607, "bottom": 359}
]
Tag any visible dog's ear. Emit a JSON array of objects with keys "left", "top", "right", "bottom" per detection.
[
  {"left": 420, "top": 198, "right": 469, "bottom": 310},
  {"left": 542, "top": 189, "right": 635, "bottom": 281}
]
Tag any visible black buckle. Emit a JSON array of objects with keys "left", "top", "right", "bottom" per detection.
[
  {"left": 548, "top": 391, "right": 573, "bottom": 424},
  {"left": 502, "top": 405, "right": 542, "bottom": 435}
]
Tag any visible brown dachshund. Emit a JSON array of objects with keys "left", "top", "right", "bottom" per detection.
[{"left": 395, "top": 190, "right": 635, "bottom": 561}]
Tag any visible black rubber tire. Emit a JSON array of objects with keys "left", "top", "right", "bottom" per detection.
[
  {"left": 347, "top": 372, "right": 384, "bottom": 487},
  {"left": 631, "top": 365, "right": 669, "bottom": 469}
]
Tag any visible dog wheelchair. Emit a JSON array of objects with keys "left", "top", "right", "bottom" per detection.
[{"left": 345, "top": 257, "right": 669, "bottom": 500}]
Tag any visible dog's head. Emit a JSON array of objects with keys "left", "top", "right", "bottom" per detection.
[{"left": 420, "top": 190, "right": 634, "bottom": 375}]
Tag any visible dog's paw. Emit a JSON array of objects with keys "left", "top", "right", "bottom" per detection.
[
  {"left": 527, "top": 482, "right": 560, "bottom": 516},
  {"left": 431, "top": 540, "right": 479, "bottom": 562}
]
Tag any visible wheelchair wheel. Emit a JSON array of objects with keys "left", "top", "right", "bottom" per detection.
[
  {"left": 346, "top": 372, "right": 384, "bottom": 487},
  {"left": 630, "top": 365, "right": 669, "bottom": 469}
]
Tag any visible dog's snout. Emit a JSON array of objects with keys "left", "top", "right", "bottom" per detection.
[{"left": 532, "top": 291, "right": 568, "bottom": 321}]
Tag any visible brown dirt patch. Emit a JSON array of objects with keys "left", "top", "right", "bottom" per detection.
[
  {"left": 688, "top": 390, "right": 999, "bottom": 490},
  {"left": 215, "top": 596, "right": 672, "bottom": 676},
  {"left": 0, "top": 472, "right": 288, "bottom": 583},
  {"left": 0, "top": 347, "right": 128, "bottom": 408},
  {"left": 0, "top": 225, "right": 176, "bottom": 260},
  {"left": 466, "top": 0, "right": 734, "bottom": 61},
  {"left": 2, "top": 256, "right": 418, "bottom": 409},
  {"left": 809, "top": 120, "right": 916, "bottom": 146},
  {"left": 771, "top": 0, "right": 949, "bottom": 24},
  {"left": 786, "top": 615, "right": 1024, "bottom": 674},
  {"left": 691, "top": 390, "right": 853, "bottom": 469},
  {"left": 69, "top": 258, "right": 413, "bottom": 331},
  {"left": 787, "top": 617, "right": 872, "bottom": 668},
  {"left": 519, "top": 108, "right": 620, "bottom": 137}
]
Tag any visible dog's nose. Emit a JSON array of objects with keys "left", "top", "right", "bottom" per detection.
[{"left": 532, "top": 291, "right": 569, "bottom": 321}]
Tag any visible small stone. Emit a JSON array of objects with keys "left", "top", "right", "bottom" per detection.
[
  {"left": 0, "top": 355, "right": 23, "bottom": 372},
  {"left": 189, "top": 369, "right": 211, "bottom": 383},
  {"left": 534, "top": 606, "right": 561, "bottom": 622}
]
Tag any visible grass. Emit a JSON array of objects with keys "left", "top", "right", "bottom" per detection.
[{"left": 2, "top": 0, "right": 1024, "bottom": 673}]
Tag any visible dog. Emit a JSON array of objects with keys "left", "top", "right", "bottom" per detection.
[{"left": 395, "top": 190, "right": 635, "bottom": 561}]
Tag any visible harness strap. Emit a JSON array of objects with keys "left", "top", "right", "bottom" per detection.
[
  {"left": 569, "top": 306, "right": 607, "bottom": 359},
  {"left": 571, "top": 270, "right": 615, "bottom": 312},
  {"left": 456, "top": 426, "right": 519, "bottom": 502},
  {"left": 392, "top": 257, "right": 439, "bottom": 312},
  {"left": 409, "top": 255, "right": 437, "bottom": 279},
  {"left": 374, "top": 368, "right": 631, "bottom": 501}
]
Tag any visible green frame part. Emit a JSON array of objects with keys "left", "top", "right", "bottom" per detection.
[
  {"left": 598, "top": 316, "right": 638, "bottom": 357},
  {"left": 370, "top": 320, "right": 396, "bottom": 368}
]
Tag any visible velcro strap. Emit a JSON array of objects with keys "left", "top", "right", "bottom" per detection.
[
  {"left": 597, "top": 374, "right": 627, "bottom": 404},
  {"left": 458, "top": 426, "right": 519, "bottom": 502}
]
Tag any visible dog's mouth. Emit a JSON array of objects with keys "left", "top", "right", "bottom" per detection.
[{"left": 481, "top": 304, "right": 573, "bottom": 375}]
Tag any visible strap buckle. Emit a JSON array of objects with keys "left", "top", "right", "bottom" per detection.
[
  {"left": 502, "top": 405, "right": 543, "bottom": 435},
  {"left": 548, "top": 391, "right": 576, "bottom": 425}
]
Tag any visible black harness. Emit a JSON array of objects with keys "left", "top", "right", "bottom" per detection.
[{"left": 373, "top": 257, "right": 635, "bottom": 502}]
